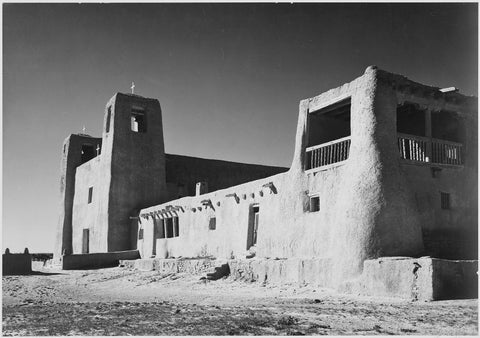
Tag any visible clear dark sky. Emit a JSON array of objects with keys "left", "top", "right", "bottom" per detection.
[{"left": 3, "top": 3, "right": 478, "bottom": 252}]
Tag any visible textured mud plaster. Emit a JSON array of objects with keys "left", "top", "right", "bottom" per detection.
[
  {"left": 59, "top": 66, "right": 477, "bottom": 290},
  {"left": 138, "top": 66, "right": 476, "bottom": 288},
  {"left": 59, "top": 93, "right": 284, "bottom": 258},
  {"left": 55, "top": 134, "right": 102, "bottom": 259},
  {"left": 327, "top": 67, "right": 425, "bottom": 284},
  {"left": 343, "top": 257, "right": 478, "bottom": 300},
  {"left": 70, "top": 94, "right": 168, "bottom": 253}
]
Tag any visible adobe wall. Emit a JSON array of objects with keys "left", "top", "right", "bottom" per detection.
[
  {"left": 72, "top": 155, "right": 110, "bottom": 253},
  {"left": 136, "top": 67, "right": 477, "bottom": 287},
  {"left": 164, "top": 153, "right": 288, "bottom": 198},
  {"left": 2, "top": 252, "right": 32, "bottom": 275},
  {"left": 54, "top": 134, "right": 102, "bottom": 259},
  {"left": 62, "top": 250, "right": 140, "bottom": 270},
  {"left": 393, "top": 81, "right": 477, "bottom": 259},
  {"left": 107, "top": 94, "right": 168, "bottom": 251}
]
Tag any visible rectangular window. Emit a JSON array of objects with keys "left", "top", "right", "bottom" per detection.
[
  {"left": 209, "top": 217, "right": 216, "bottom": 230},
  {"left": 309, "top": 195, "right": 320, "bottom": 212},
  {"left": 82, "top": 229, "right": 89, "bottom": 254},
  {"left": 440, "top": 192, "right": 450, "bottom": 210},
  {"left": 173, "top": 216, "right": 179, "bottom": 237},
  {"left": 106, "top": 106, "right": 112, "bottom": 133},
  {"left": 88, "top": 187, "right": 93, "bottom": 204},
  {"left": 81, "top": 144, "right": 95, "bottom": 163},
  {"left": 155, "top": 219, "right": 165, "bottom": 239},
  {"left": 131, "top": 109, "right": 146, "bottom": 133},
  {"left": 138, "top": 228, "right": 144, "bottom": 240},
  {"left": 247, "top": 205, "right": 260, "bottom": 250},
  {"left": 165, "top": 218, "right": 174, "bottom": 238}
]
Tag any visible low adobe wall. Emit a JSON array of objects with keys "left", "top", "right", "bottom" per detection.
[
  {"left": 62, "top": 250, "right": 140, "bottom": 270},
  {"left": 342, "top": 257, "right": 478, "bottom": 301},
  {"left": 120, "top": 257, "right": 219, "bottom": 274},
  {"left": 3, "top": 252, "right": 32, "bottom": 275}
]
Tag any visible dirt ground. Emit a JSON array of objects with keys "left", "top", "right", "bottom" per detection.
[{"left": 2, "top": 265, "right": 478, "bottom": 336}]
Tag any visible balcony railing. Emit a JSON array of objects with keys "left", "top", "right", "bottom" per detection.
[
  {"left": 397, "top": 133, "right": 463, "bottom": 166},
  {"left": 306, "top": 136, "right": 351, "bottom": 170}
]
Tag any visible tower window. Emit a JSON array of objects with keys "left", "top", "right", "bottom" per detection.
[
  {"left": 105, "top": 106, "right": 112, "bottom": 133},
  {"left": 88, "top": 187, "right": 93, "bottom": 204},
  {"left": 440, "top": 192, "right": 450, "bottom": 210},
  {"left": 131, "top": 109, "right": 146, "bottom": 133},
  {"left": 81, "top": 144, "right": 95, "bottom": 163},
  {"left": 309, "top": 195, "right": 320, "bottom": 212}
]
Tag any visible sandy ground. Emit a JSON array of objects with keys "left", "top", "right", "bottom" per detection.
[{"left": 2, "top": 265, "right": 478, "bottom": 336}]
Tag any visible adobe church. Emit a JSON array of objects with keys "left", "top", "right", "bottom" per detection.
[{"left": 55, "top": 66, "right": 477, "bottom": 294}]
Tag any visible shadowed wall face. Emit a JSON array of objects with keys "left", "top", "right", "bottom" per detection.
[
  {"left": 55, "top": 134, "right": 102, "bottom": 259},
  {"left": 108, "top": 94, "right": 168, "bottom": 252}
]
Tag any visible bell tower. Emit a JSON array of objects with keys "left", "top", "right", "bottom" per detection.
[{"left": 101, "top": 92, "right": 168, "bottom": 251}]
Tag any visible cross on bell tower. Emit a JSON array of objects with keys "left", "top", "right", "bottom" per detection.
[{"left": 131, "top": 82, "right": 135, "bottom": 94}]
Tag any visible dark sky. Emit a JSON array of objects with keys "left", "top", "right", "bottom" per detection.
[{"left": 3, "top": 3, "right": 478, "bottom": 252}]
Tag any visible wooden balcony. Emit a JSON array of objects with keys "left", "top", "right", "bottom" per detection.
[
  {"left": 397, "top": 133, "right": 463, "bottom": 166},
  {"left": 305, "top": 136, "right": 351, "bottom": 170}
]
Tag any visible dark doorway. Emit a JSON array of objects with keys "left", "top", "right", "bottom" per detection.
[
  {"left": 82, "top": 229, "right": 89, "bottom": 254},
  {"left": 246, "top": 205, "right": 260, "bottom": 250}
]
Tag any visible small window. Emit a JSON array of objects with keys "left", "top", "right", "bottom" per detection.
[
  {"left": 155, "top": 219, "right": 165, "bottom": 239},
  {"left": 131, "top": 109, "right": 146, "bottom": 133},
  {"left": 88, "top": 187, "right": 93, "bottom": 204},
  {"left": 165, "top": 218, "right": 174, "bottom": 238},
  {"left": 138, "top": 228, "right": 144, "bottom": 240},
  {"left": 209, "top": 217, "right": 216, "bottom": 230},
  {"left": 440, "top": 192, "right": 450, "bottom": 210},
  {"left": 173, "top": 216, "right": 179, "bottom": 237},
  {"left": 309, "top": 195, "right": 320, "bottom": 212},
  {"left": 105, "top": 106, "right": 112, "bottom": 133}
]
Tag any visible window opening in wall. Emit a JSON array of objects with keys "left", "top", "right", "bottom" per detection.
[
  {"left": 165, "top": 217, "right": 174, "bottom": 238},
  {"left": 209, "top": 217, "right": 216, "bottom": 230},
  {"left": 247, "top": 205, "right": 260, "bottom": 250},
  {"left": 173, "top": 216, "right": 179, "bottom": 237},
  {"left": 88, "top": 187, "right": 93, "bottom": 204},
  {"left": 397, "top": 103, "right": 426, "bottom": 136},
  {"left": 131, "top": 109, "right": 146, "bottom": 133},
  {"left": 432, "top": 110, "right": 463, "bottom": 143},
  {"left": 81, "top": 144, "right": 95, "bottom": 163},
  {"left": 440, "top": 192, "right": 450, "bottom": 210},
  {"left": 306, "top": 98, "right": 351, "bottom": 170},
  {"left": 138, "top": 228, "right": 144, "bottom": 240},
  {"left": 155, "top": 219, "right": 165, "bottom": 239},
  {"left": 82, "top": 229, "right": 89, "bottom": 254},
  {"left": 106, "top": 106, "right": 112, "bottom": 133},
  {"left": 309, "top": 195, "right": 320, "bottom": 212},
  {"left": 63, "top": 144, "right": 66, "bottom": 154},
  {"left": 397, "top": 103, "right": 464, "bottom": 166}
]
